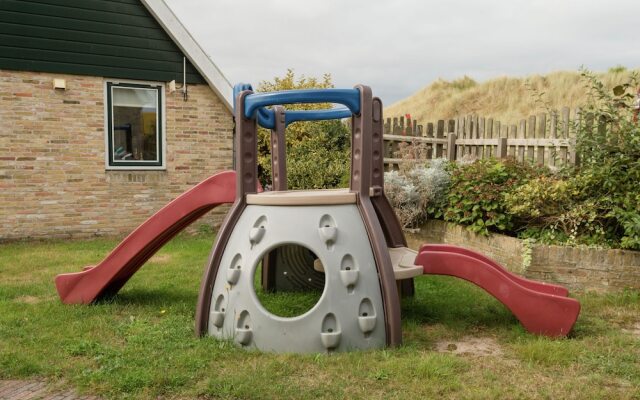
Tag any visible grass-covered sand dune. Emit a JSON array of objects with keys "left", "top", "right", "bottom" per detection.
[{"left": 385, "top": 67, "right": 639, "bottom": 125}]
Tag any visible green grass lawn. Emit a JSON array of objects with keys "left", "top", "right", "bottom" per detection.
[{"left": 0, "top": 234, "right": 639, "bottom": 399}]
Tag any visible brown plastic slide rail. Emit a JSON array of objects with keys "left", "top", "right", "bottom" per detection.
[
  {"left": 414, "top": 244, "right": 581, "bottom": 337},
  {"left": 55, "top": 170, "right": 237, "bottom": 304}
]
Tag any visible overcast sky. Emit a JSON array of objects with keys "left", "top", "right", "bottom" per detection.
[{"left": 165, "top": 0, "right": 640, "bottom": 105}]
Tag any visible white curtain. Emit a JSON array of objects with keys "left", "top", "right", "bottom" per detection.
[{"left": 112, "top": 87, "right": 157, "bottom": 108}]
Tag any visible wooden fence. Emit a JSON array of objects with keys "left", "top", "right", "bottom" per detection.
[{"left": 383, "top": 107, "right": 580, "bottom": 169}]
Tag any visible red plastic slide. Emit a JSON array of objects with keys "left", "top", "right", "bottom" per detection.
[
  {"left": 55, "top": 170, "right": 237, "bottom": 304},
  {"left": 419, "top": 244, "right": 569, "bottom": 297},
  {"left": 414, "top": 244, "right": 580, "bottom": 337}
]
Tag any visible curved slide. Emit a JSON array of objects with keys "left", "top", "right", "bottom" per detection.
[
  {"left": 414, "top": 244, "right": 580, "bottom": 337},
  {"left": 55, "top": 170, "right": 237, "bottom": 304},
  {"left": 419, "top": 244, "right": 569, "bottom": 297}
]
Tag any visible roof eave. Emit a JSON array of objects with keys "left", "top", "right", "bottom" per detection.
[{"left": 141, "top": 0, "right": 233, "bottom": 112}]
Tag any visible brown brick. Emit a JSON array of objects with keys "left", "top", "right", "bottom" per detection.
[{"left": 0, "top": 70, "right": 233, "bottom": 241}]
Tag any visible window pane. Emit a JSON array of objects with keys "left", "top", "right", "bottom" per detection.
[
  {"left": 112, "top": 87, "right": 157, "bottom": 108},
  {"left": 112, "top": 87, "right": 158, "bottom": 162}
]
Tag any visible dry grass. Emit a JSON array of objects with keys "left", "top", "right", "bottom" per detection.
[{"left": 385, "top": 68, "right": 639, "bottom": 126}]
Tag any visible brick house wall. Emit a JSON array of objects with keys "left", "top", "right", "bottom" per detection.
[{"left": 0, "top": 70, "right": 233, "bottom": 240}]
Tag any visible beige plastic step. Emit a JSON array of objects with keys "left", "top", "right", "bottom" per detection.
[
  {"left": 388, "top": 247, "right": 423, "bottom": 279},
  {"left": 246, "top": 189, "right": 356, "bottom": 206},
  {"left": 313, "top": 246, "right": 423, "bottom": 280}
]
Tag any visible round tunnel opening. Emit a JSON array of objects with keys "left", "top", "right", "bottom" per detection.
[{"left": 253, "top": 243, "right": 326, "bottom": 318}]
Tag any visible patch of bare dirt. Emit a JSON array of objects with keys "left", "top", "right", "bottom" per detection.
[
  {"left": 0, "top": 379, "right": 100, "bottom": 399},
  {"left": 148, "top": 253, "right": 172, "bottom": 264},
  {"left": 13, "top": 295, "right": 42, "bottom": 304},
  {"left": 435, "top": 336, "right": 504, "bottom": 357},
  {"left": 622, "top": 322, "right": 640, "bottom": 338}
]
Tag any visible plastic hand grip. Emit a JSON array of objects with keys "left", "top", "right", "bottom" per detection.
[
  {"left": 244, "top": 89, "right": 361, "bottom": 118},
  {"left": 233, "top": 83, "right": 359, "bottom": 129},
  {"left": 284, "top": 108, "right": 352, "bottom": 126}
]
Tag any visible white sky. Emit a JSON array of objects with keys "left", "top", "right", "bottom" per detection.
[{"left": 165, "top": 0, "right": 640, "bottom": 105}]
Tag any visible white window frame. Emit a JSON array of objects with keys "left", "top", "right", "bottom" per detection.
[{"left": 104, "top": 80, "right": 167, "bottom": 170}]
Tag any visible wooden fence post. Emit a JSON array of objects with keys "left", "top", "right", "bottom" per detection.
[
  {"left": 507, "top": 124, "right": 516, "bottom": 158},
  {"left": 486, "top": 118, "right": 493, "bottom": 157},
  {"left": 569, "top": 108, "right": 580, "bottom": 166},
  {"left": 518, "top": 119, "right": 526, "bottom": 162},
  {"left": 447, "top": 133, "right": 457, "bottom": 161},
  {"left": 527, "top": 115, "right": 536, "bottom": 162},
  {"left": 435, "top": 120, "right": 444, "bottom": 158},
  {"left": 549, "top": 111, "right": 558, "bottom": 167},
  {"left": 537, "top": 113, "right": 546, "bottom": 165},
  {"left": 478, "top": 117, "right": 485, "bottom": 158},
  {"left": 497, "top": 137, "right": 508, "bottom": 159},
  {"left": 472, "top": 115, "right": 479, "bottom": 156},
  {"left": 392, "top": 117, "right": 401, "bottom": 135},
  {"left": 455, "top": 117, "right": 463, "bottom": 157},
  {"left": 466, "top": 115, "right": 473, "bottom": 156},
  {"left": 426, "top": 122, "right": 434, "bottom": 159}
]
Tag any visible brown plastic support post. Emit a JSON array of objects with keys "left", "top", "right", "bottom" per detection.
[
  {"left": 351, "top": 85, "right": 402, "bottom": 347},
  {"left": 195, "top": 90, "right": 255, "bottom": 336},
  {"left": 261, "top": 106, "right": 287, "bottom": 291},
  {"left": 350, "top": 89, "right": 371, "bottom": 197},
  {"left": 236, "top": 96, "right": 258, "bottom": 197},
  {"left": 369, "top": 97, "right": 414, "bottom": 297},
  {"left": 370, "top": 97, "right": 384, "bottom": 193},
  {"left": 370, "top": 97, "right": 406, "bottom": 246},
  {"left": 271, "top": 106, "right": 287, "bottom": 191},
  {"left": 261, "top": 250, "right": 278, "bottom": 292}
]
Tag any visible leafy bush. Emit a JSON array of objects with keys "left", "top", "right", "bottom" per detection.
[
  {"left": 281, "top": 121, "right": 350, "bottom": 189},
  {"left": 508, "top": 69, "right": 639, "bottom": 248},
  {"left": 504, "top": 176, "right": 572, "bottom": 219},
  {"left": 255, "top": 70, "right": 351, "bottom": 189},
  {"left": 569, "top": 69, "right": 640, "bottom": 249},
  {"left": 442, "top": 158, "right": 545, "bottom": 235},
  {"left": 384, "top": 159, "right": 451, "bottom": 228},
  {"left": 504, "top": 175, "right": 608, "bottom": 246}
]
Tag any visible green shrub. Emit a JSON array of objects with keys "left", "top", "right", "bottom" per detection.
[
  {"left": 503, "top": 68, "right": 640, "bottom": 249},
  {"left": 280, "top": 120, "right": 350, "bottom": 189},
  {"left": 443, "top": 158, "right": 545, "bottom": 235},
  {"left": 570, "top": 69, "right": 640, "bottom": 249},
  {"left": 255, "top": 70, "right": 351, "bottom": 190},
  {"left": 504, "top": 176, "right": 572, "bottom": 219},
  {"left": 504, "top": 175, "right": 609, "bottom": 246}
]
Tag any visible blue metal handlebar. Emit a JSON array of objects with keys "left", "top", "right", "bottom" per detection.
[{"left": 233, "top": 83, "right": 358, "bottom": 129}]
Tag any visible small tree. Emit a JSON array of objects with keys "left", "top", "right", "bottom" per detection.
[{"left": 255, "top": 70, "right": 350, "bottom": 189}]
